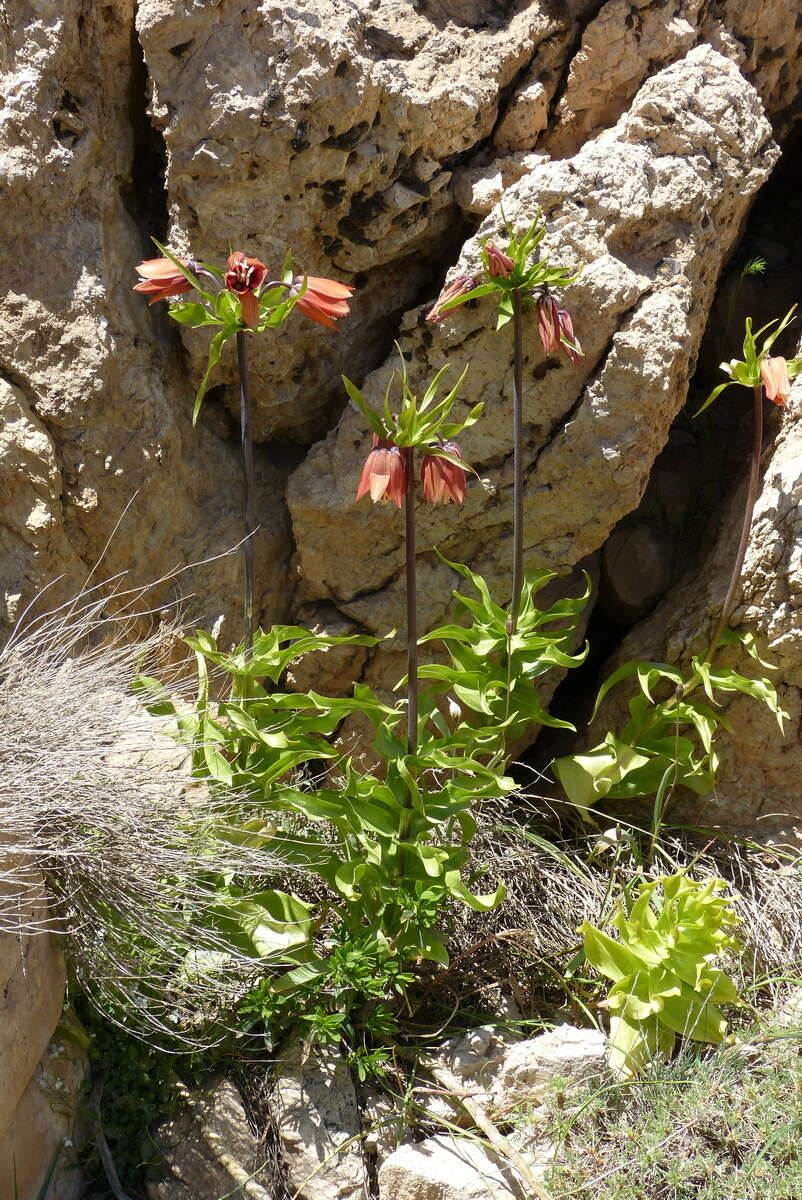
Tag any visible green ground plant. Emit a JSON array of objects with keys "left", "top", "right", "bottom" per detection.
[{"left": 581, "top": 873, "right": 741, "bottom": 1078}]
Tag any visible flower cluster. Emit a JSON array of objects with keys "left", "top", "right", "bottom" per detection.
[
  {"left": 424, "top": 217, "right": 583, "bottom": 364},
  {"left": 355, "top": 436, "right": 468, "bottom": 508},
  {"left": 133, "top": 242, "right": 355, "bottom": 422},
  {"left": 347, "top": 359, "right": 478, "bottom": 510},
  {"left": 133, "top": 248, "right": 354, "bottom": 333}
]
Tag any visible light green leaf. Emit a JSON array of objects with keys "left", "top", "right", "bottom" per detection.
[{"left": 193, "top": 328, "right": 232, "bottom": 424}]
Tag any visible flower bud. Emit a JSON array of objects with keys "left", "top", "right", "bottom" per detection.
[
  {"left": 535, "top": 293, "right": 561, "bottom": 356},
  {"left": 484, "top": 240, "right": 514, "bottom": 277},
  {"left": 425, "top": 275, "right": 478, "bottom": 324},
  {"left": 557, "top": 307, "right": 584, "bottom": 364}
]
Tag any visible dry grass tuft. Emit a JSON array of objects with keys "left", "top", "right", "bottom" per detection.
[{"left": 0, "top": 577, "right": 290, "bottom": 1045}]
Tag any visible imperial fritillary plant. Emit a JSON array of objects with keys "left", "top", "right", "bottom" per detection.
[{"left": 132, "top": 227, "right": 590, "bottom": 1052}]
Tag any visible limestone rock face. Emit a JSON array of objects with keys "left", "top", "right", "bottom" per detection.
[
  {"left": 289, "top": 46, "right": 777, "bottom": 691},
  {"left": 0, "top": 0, "right": 291, "bottom": 638}
]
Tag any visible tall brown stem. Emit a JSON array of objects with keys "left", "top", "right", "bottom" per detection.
[
  {"left": 404, "top": 446, "right": 418, "bottom": 754},
  {"left": 395, "top": 446, "right": 418, "bottom": 879},
  {"left": 236, "top": 331, "right": 256, "bottom": 655},
  {"left": 702, "top": 383, "right": 764, "bottom": 665},
  {"left": 508, "top": 289, "right": 525, "bottom": 634}
]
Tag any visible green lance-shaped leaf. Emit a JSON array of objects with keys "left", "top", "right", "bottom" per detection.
[{"left": 193, "top": 327, "right": 233, "bottom": 424}]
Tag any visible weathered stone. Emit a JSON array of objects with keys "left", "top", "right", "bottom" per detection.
[
  {"left": 0, "top": 0, "right": 291, "bottom": 640},
  {"left": 0, "top": 909, "right": 65, "bottom": 1140},
  {"left": 359, "top": 1086, "right": 410, "bottom": 1171},
  {"left": 543, "top": 0, "right": 703, "bottom": 159},
  {"left": 289, "top": 46, "right": 778, "bottom": 693},
  {"left": 273, "top": 1042, "right": 367, "bottom": 1200},
  {"left": 539, "top": 0, "right": 802, "bottom": 159},
  {"left": 378, "top": 1134, "right": 529, "bottom": 1200},
  {"left": 0, "top": 1032, "right": 86, "bottom": 1200},
  {"left": 148, "top": 1078, "right": 270, "bottom": 1200},
  {"left": 601, "top": 519, "right": 676, "bottom": 624},
  {"left": 490, "top": 1025, "right": 609, "bottom": 1114},
  {"left": 494, "top": 78, "right": 550, "bottom": 153}
]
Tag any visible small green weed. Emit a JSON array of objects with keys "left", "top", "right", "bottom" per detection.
[{"left": 543, "top": 1018, "right": 802, "bottom": 1199}]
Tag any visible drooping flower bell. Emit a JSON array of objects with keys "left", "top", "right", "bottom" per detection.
[
  {"left": 426, "top": 274, "right": 478, "bottom": 324},
  {"left": 293, "top": 275, "right": 354, "bottom": 330},
  {"left": 760, "top": 355, "right": 791, "bottom": 406},
  {"left": 535, "top": 292, "right": 561, "bottom": 356},
  {"left": 420, "top": 441, "right": 467, "bottom": 505},
  {"left": 355, "top": 437, "right": 407, "bottom": 508},
  {"left": 485, "top": 241, "right": 514, "bottom": 278},
  {"left": 225, "top": 251, "right": 268, "bottom": 329},
  {"left": 557, "top": 307, "right": 584, "bottom": 364},
  {"left": 133, "top": 256, "right": 196, "bottom": 304}
]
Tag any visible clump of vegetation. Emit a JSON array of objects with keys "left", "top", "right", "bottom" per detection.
[
  {"left": 582, "top": 873, "right": 741, "bottom": 1078},
  {"left": 5, "top": 209, "right": 802, "bottom": 1200},
  {"left": 542, "top": 1011, "right": 802, "bottom": 1199}
]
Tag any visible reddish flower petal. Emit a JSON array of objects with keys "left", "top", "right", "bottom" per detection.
[
  {"left": 304, "top": 276, "right": 355, "bottom": 299},
  {"left": 135, "top": 256, "right": 188, "bottom": 279},
  {"left": 239, "top": 290, "right": 259, "bottom": 329},
  {"left": 295, "top": 296, "right": 338, "bottom": 329},
  {"left": 301, "top": 292, "right": 350, "bottom": 317}
]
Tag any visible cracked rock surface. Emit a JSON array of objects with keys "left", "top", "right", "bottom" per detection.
[
  {"left": 289, "top": 45, "right": 777, "bottom": 692},
  {"left": 2, "top": 0, "right": 802, "bottom": 804}
]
